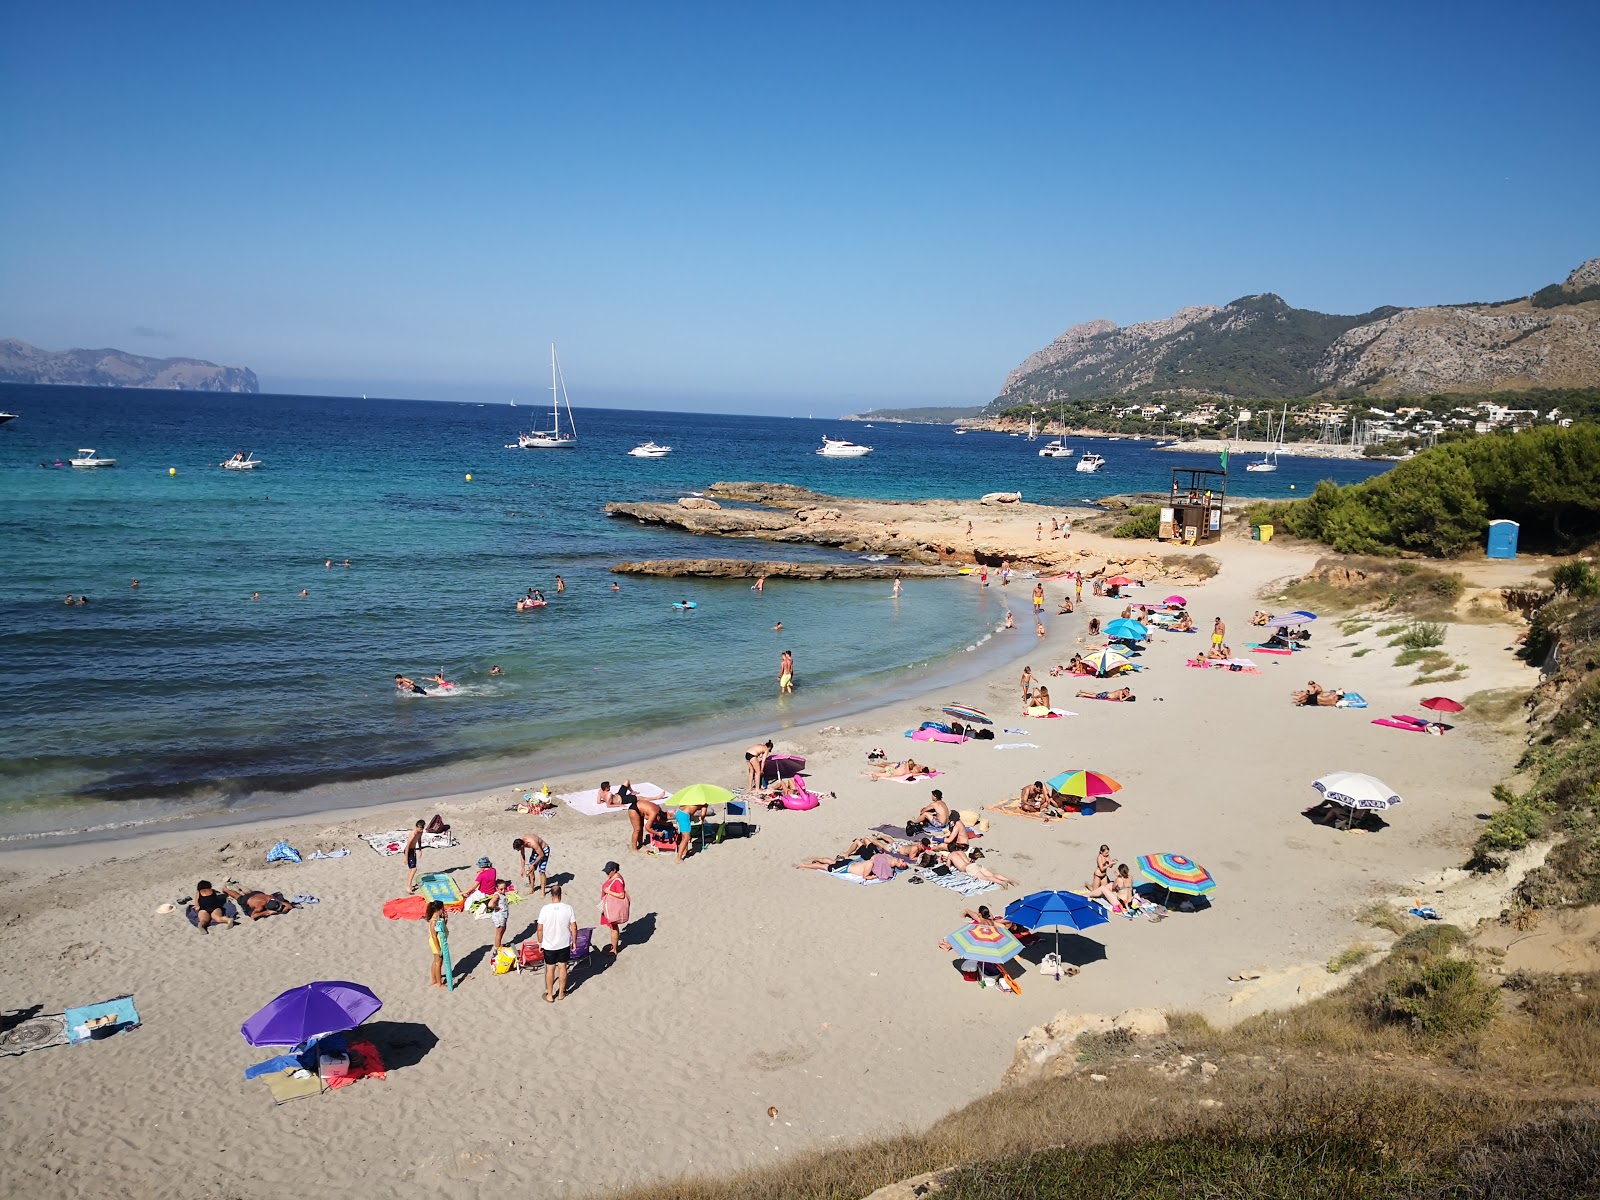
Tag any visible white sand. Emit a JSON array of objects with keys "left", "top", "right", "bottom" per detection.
[{"left": 0, "top": 534, "right": 1539, "bottom": 1199}]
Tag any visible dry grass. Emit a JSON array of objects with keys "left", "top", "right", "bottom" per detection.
[
  {"left": 1461, "top": 688, "right": 1527, "bottom": 724},
  {"left": 1328, "top": 943, "right": 1379, "bottom": 974}
]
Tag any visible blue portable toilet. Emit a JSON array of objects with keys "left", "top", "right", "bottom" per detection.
[{"left": 1486, "top": 520, "right": 1519, "bottom": 559}]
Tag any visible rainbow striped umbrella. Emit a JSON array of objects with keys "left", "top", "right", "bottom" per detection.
[
  {"left": 942, "top": 703, "right": 992, "bottom": 725},
  {"left": 1080, "top": 648, "right": 1131, "bottom": 676},
  {"left": 1136, "top": 853, "right": 1215, "bottom": 896},
  {"left": 947, "top": 921, "right": 1024, "bottom": 964},
  {"left": 1045, "top": 770, "right": 1122, "bottom": 799}
]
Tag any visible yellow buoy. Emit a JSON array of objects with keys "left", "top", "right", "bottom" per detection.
[
  {"left": 169, "top": 467, "right": 176, "bottom": 476},
  {"left": 1290, "top": 484, "right": 1295, "bottom": 490},
  {"left": 465, "top": 473, "right": 473, "bottom": 482}
]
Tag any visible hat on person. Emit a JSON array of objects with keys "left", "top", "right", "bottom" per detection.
[
  {"left": 476, "top": 856, "right": 491, "bottom": 867},
  {"left": 603, "top": 861, "right": 620, "bottom": 874}
]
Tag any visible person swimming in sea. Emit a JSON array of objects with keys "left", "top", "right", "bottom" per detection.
[
  {"left": 428, "top": 670, "right": 454, "bottom": 689},
  {"left": 489, "top": 665, "right": 503, "bottom": 676},
  {"left": 396, "top": 674, "right": 428, "bottom": 695}
]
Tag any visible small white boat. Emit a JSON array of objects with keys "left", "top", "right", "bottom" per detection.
[
  {"left": 817, "top": 436, "right": 872, "bottom": 457},
  {"left": 0, "top": 412, "right": 17, "bottom": 425},
  {"left": 1038, "top": 438, "right": 1073, "bottom": 459},
  {"left": 1246, "top": 405, "right": 1287, "bottom": 472},
  {"left": 628, "top": 441, "right": 673, "bottom": 458},
  {"left": 1075, "top": 451, "right": 1106, "bottom": 473},
  {"left": 69, "top": 448, "right": 116, "bottom": 468},
  {"left": 222, "top": 451, "right": 262, "bottom": 471},
  {"left": 1026, "top": 418, "right": 1037, "bottom": 441}
]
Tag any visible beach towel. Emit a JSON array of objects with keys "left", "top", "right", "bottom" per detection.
[
  {"left": 1409, "top": 906, "right": 1441, "bottom": 920},
  {"left": 826, "top": 866, "right": 887, "bottom": 885},
  {"left": 266, "top": 839, "right": 302, "bottom": 864},
  {"left": 185, "top": 899, "right": 240, "bottom": 929},
  {"left": 63, "top": 995, "right": 139, "bottom": 1044},
  {"left": 382, "top": 895, "right": 429, "bottom": 921},
  {"left": 417, "top": 873, "right": 463, "bottom": 904},
  {"left": 918, "top": 868, "right": 997, "bottom": 896},
  {"left": 1003, "top": 727, "right": 1027, "bottom": 735},
  {"left": 307, "top": 849, "right": 350, "bottom": 859},
  {"left": 264, "top": 1068, "right": 327, "bottom": 1104},
  {"left": 1246, "top": 645, "right": 1294, "bottom": 655},
  {"left": 560, "top": 783, "right": 671, "bottom": 816},
  {"left": 908, "top": 729, "right": 967, "bottom": 743},
  {"left": 325, "top": 1039, "right": 385, "bottom": 1090},
  {"left": 0, "top": 1012, "right": 68, "bottom": 1057},
  {"left": 1336, "top": 692, "right": 1368, "bottom": 708},
  {"left": 994, "top": 743, "right": 1039, "bottom": 751},
  {"left": 986, "top": 798, "right": 1067, "bottom": 823},
  {"left": 1373, "top": 718, "right": 1426, "bottom": 732},
  {"left": 361, "top": 830, "right": 455, "bottom": 856},
  {"left": 883, "top": 771, "right": 941, "bottom": 783}
]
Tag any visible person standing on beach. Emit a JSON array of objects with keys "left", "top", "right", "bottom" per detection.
[
  {"left": 425, "top": 900, "right": 447, "bottom": 988},
  {"left": 966, "top": 520, "right": 972, "bottom": 537},
  {"left": 405, "top": 820, "right": 425, "bottom": 893},
  {"left": 779, "top": 650, "right": 794, "bottom": 694},
  {"left": 513, "top": 833, "right": 550, "bottom": 895},
  {"left": 1032, "top": 582, "right": 1045, "bottom": 614},
  {"left": 1036, "top": 522, "right": 1042, "bottom": 541},
  {"left": 1212, "top": 617, "right": 1226, "bottom": 654},
  {"left": 1075, "top": 576, "right": 1083, "bottom": 603},
  {"left": 746, "top": 740, "right": 773, "bottom": 787},
  {"left": 489, "top": 879, "right": 512, "bottom": 957},
  {"left": 1020, "top": 665, "right": 1035, "bottom": 699},
  {"left": 535, "top": 885, "right": 578, "bottom": 1003},
  {"left": 599, "top": 862, "right": 630, "bottom": 955}
]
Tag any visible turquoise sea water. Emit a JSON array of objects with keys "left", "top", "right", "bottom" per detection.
[{"left": 0, "top": 384, "right": 1391, "bottom": 839}]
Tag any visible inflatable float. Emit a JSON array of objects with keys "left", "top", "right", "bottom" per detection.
[
  {"left": 517, "top": 599, "right": 547, "bottom": 611},
  {"left": 673, "top": 601, "right": 698, "bottom": 610}
]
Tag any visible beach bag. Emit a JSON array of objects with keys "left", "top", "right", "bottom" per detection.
[
  {"left": 493, "top": 948, "right": 517, "bottom": 975},
  {"left": 905, "top": 819, "right": 924, "bottom": 837},
  {"left": 426, "top": 814, "right": 450, "bottom": 834}
]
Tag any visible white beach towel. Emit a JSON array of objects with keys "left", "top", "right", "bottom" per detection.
[
  {"left": 560, "top": 783, "right": 671, "bottom": 816},
  {"left": 994, "top": 743, "right": 1039, "bottom": 751},
  {"left": 361, "top": 830, "right": 456, "bottom": 856}
]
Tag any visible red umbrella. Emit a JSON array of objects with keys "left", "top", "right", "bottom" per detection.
[
  {"left": 1420, "top": 697, "right": 1463, "bottom": 714},
  {"left": 1106, "top": 576, "right": 1134, "bottom": 587}
]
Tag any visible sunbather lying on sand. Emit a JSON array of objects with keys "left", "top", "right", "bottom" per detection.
[
  {"left": 1078, "top": 687, "right": 1135, "bottom": 702},
  {"left": 223, "top": 887, "right": 296, "bottom": 921},
  {"left": 962, "top": 905, "right": 1030, "bottom": 938},
  {"left": 944, "top": 848, "right": 1017, "bottom": 887},
  {"left": 796, "top": 835, "right": 910, "bottom": 877},
  {"left": 863, "top": 758, "right": 934, "bottom": 779},
  {"left": 1291, "top": 682, "right": 1345, "bottom": 706}
]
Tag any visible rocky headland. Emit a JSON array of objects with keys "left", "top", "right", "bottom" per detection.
[
  {"left": 0, "top": 338, "right": 259, "bottom": 392},
  {"left": 605, "top": 482, "right": 1217, "bottom": 583}
]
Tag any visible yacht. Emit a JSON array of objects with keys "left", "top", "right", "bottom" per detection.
[
  {"left": 627, "top": 441, "right": 672, "bottom": 458},
  {"left": 817, "top": 436, "right": 873, "bottom": 457},
  {"left": 1075, "top": 451, "right": 1106, "bottom": 473},
  {"left": 1038, "top": 438, "right": 1073, "bottom": 459},
  {"left": 1246, "top": 405, "right": 1288, "bottom": 472},
  {"left": 69, "top": 449, "right": 116, "bottom": 468},
  {"left": 515, "top": 345, "right": 579, "bottom": 448},
  {"left": 222, "top": 451, "right": 262, "bottom": 471}
]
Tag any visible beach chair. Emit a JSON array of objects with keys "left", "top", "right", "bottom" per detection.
[
  {"left": 517, "top": 942, "right": 545, "bottom": 972},
  {"left": 570, "top": 927, "right": 595, "bottom": 977}
]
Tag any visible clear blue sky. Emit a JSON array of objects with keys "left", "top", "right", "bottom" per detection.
[{"left": 2, "top": 1, "right": 1596, "bottom": 413}]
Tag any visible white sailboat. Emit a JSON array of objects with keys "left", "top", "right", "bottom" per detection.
[
  {"left": 516, "top": 345, "right": 579, "bottom": 449},
  {"left": 1246, "top": 405, "right": 1286, "bottom": 472},
  {"left": 1038, "top": 438, "right": 1073, "bottom": 458},
  {"left": 1026, "top": 418, "right": 1038, "bottom": 441}
]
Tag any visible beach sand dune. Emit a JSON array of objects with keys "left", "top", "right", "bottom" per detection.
[{"left": 0, "top": 538, "right": 1535, "bottom": 1199}]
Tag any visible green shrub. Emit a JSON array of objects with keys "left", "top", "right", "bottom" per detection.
[
  {"left": 1111, "top": 506, "right": 1160, "bottom": 539},
  {"left": 1477, "top": 785, "right": 1548, "bottom": 853},
  {"left": 1400, "top": 622, "right": 1446, "bottom": 649},
  {"left": 1379, "top": 958, "right": 1499, "bottom": 1037},
  {"left": 1552, "top": 560, "right": 1600, "bottom": 598}
]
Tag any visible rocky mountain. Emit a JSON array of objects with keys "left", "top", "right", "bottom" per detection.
[
  {"left": 0, "top": 339, "right": 258, "bottom": 392},
  {"left": 994, "top": 259, "right": 1600, "bottom": 407}
]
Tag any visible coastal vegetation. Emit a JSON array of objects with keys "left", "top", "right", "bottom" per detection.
[
  {"left": 608, "top": 925, "right": 1599, "bottom": 1200},
  {"left": 1249, "top": 424, "right": 1600, "bottom": 557}
]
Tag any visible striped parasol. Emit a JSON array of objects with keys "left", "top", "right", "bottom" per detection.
[
  {"left": 1311, "top": 771, "right": 1401, "bottom": 811},
  {"left": 947, "top": 921, "right": 1024, "bottom": 963},
  {"left": 1136, "top": 853, "right": 1215, "bottom": 896},
  {"left": 942, "top": 703, "right": 991, "bottom": 724},
  {"left": 1080, "top": 648, "right": 1131, "bottom": 676},
  {"left": 1045, "top": 769, "right": 1122, "bottom": 799}
]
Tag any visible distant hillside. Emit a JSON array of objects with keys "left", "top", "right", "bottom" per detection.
[
  {"left": 844, "top": 405, "right": 984, "bottom": 423},
  {"left": 993, "top": 258, "right": 1600, "bottom": 409},
  {"left": 0, "top": 339, "right": 258, "bottom": 392}
]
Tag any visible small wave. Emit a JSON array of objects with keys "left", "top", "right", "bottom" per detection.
[{"left": 859, "top": 553, "right": 889, "bottom": 562}]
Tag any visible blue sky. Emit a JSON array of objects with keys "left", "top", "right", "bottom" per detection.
[{"left": 2, "top": 1, "right": 1596, "bottom": 413}]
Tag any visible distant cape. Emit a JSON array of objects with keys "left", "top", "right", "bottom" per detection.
[{"left": 0, "top": 338, "right": 259, "bottom": 393}]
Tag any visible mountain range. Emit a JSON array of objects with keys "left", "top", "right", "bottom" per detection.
[
  {"left": 992, "top": 258, "right": 1600, "bottom": 409},
  {"left": 0, "top": 339, "right": 259, "bottom": 392}
]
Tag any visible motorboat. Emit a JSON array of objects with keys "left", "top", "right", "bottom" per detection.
[
  {"left": 0, "top": 412, "right": 17, "bottom": 425},
  {"left": 1038, "top": 439, "right": 1073, "bottom": 458},
  {"left": 222, "top": 451, "right": 262, "bottom": 470},
  {"left": 69, "top": 448, "right": 116, "bottom": 468},
  {"left": 817, "top": 436, "right": 872, "bottom": 457},
  {"left": 1075, "top": 451, "right": 1106, "bottom": 473},
  {"left": 628, "top": 441, "right": 672, "bottom": 458},
  {"left": 515, "top": 344, "right": 579, "bottom": 448}
]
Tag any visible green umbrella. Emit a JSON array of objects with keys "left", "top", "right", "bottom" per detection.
[{"left": 670, "top": 783, "right": 734, "bottom": 809}]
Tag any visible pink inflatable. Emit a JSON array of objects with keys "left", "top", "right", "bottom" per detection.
[{"left": 782, "top": 792, "right": 820, "bottom": 810}]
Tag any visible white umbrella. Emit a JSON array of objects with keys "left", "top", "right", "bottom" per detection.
[{"left": 1311, "top": 771, "right": 1401, "bottom": 811}]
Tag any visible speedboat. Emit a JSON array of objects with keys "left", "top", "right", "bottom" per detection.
[
  {"left": 0, "top": 412, "right": 17, "bottom": 425},
  {"left": 1038, "top": 438, "right": 1073, "bottom": 458},
  {"left": 1075, "top": 451, "right": 1106, "bottom": 473},
  {"left": 222, "top": 451, "right": 262, "bottom": 470},
  {"left": 628, "top": 441, "right": 672, "bottom": 458},
  {"left": 69, "top": 449, "right": 116, "bottom": 468},
  {"left": 817, "top": 436, "right": 872, "bottom": 457}
]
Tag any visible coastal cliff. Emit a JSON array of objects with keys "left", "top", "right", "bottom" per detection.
[
  {"left": 0, "top": 339, "right": 259, "bottom": 392},
  {"left": 995, "top": 258, "right": 1600, "bottom": 405}
]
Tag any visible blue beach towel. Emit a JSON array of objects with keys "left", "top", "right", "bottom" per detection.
[
  {"left": 266, "top": 840, "right": 302, "bottom": 864},
  {"left": 1337, "top": 692, "right": 1369, "bottom": 708},
  {"left": 1409, "top": 906, "right": 1440, "bottom": 920},
  {"left": 63, "top": 995, "right": 139, "bottom": 1044}
]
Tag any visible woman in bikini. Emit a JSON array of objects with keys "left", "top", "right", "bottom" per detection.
[
  {"left": 1086, "top": 845, "right": 1115, "bottom": 892},
  {"left": 628, "top": 793, "right": 664, "bottom": 852},
  {"left": 1085, "top": 863, "right": 1136, "bottom": 912}
]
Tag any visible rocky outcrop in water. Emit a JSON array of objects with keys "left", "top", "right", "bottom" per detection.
[{"left": 0, "top": 339, "right": 259, "bottom": 392}]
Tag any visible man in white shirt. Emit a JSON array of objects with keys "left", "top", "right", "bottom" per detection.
[{"left": 534, "top": 884, "right": 579, "bottom": 1003}]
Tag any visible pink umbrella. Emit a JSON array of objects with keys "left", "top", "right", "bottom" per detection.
[{"left": 1163, "top": 595, "right": 1187, "bottom": 606}]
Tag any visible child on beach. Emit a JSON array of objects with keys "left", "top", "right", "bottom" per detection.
[
  {"left": 405, "top": 820, "right": 425, "bottom": 894},
  {"left": 426, "top": 900, "right": 447, "bottom": 989},
  {"left": 489, "top": 880, "right": 512, "bottom": 956}
]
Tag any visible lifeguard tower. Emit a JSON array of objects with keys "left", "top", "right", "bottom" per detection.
[{"left": 1162, "top": 468, "right": 1227, "bottom": 545}]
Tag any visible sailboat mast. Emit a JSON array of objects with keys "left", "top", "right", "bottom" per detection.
[{"left": 550, "top": 344, "right": 559, "bottom": 430}]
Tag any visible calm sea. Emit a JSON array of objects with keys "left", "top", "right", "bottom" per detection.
[{"left": 0, "top": 384, "right": 1390, "bottom": 839}]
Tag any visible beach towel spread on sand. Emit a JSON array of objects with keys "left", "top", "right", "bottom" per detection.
[
  {"left": 0, "top": 1012, "right": 69, "bottom": 1056},
  {"left": 918, "top": 868, "right": 997, "bottom": 896},
  {"left": 907, "top": 729, "right": 967, "bottom": 743},
  {"left": 63, "top": 995, "right": 139, "bottom": 1044},
  {"left": 560, "top": 783, "right": 671, "bottom": 816},
  {"left": 986, "top": 798, "right": 1068, "bottom": 823},
  {"left": 994, "top": 743, "right": 1039, "bottom": 751},
  {"left": 362, "top": 830, "right": 456, "bottom": 856},
  {"left": 1336, "top": 693, "right": 1368, "bottom": 708},
  {"left": 382, "top": 895, "right": 429, "bottom": 921}
]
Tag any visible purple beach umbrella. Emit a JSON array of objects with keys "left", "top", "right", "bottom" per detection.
[
  {"left": 762, "top": 753, "right": 808, "bottom": 782},
  {"left": 240, "top": 981, "right": 382, "bottom": 1047}
]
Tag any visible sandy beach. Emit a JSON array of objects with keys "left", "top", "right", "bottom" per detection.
[{"left": 0, "top": 523, "right": 1542, "bottom": 1200}]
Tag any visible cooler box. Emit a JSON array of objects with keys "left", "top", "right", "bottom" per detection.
[{"left": 1486, "top": 520, "right": 1518, "bottom": 559}]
